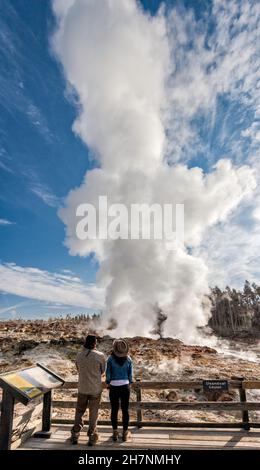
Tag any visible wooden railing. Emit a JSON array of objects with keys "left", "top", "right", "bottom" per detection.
[
  {"left": 2, "top": 378, "right": 259, "bottom": 448},
  {"left": 52, "top": 379, "right": 260, "bottom": 430}
]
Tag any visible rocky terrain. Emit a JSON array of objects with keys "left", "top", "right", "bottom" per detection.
[{"left": 0, "top": 317, "right": 260, "bottom": 424}]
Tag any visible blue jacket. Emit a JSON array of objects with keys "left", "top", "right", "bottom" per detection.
[{"left": 106, "top": 355, "right": 133, "bottom": 384}]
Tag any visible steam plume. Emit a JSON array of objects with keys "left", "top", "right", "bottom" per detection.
[{"left": 52, "top": 0, "right": 256, "bottom": 341}]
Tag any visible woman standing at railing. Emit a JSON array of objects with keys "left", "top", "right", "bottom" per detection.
[{"left": 106, "top": 339, "right": 133, "bottom": 442}]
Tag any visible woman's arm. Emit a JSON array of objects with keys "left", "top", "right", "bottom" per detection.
[
  {"left": 106, "top": 356, "right": 112, "bottom": 384},
  {"left": 128, "top": 358, "right": 133, "bottom": 383}
]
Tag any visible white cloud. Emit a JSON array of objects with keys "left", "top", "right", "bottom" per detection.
[
  {"left": 197, "top": 154, "right": 260, "bottom": 288},
  {"left": 0, "top": 148, "right": 14, "bottom": 173},
  {"left": 0, "top": 1, "right": 54, "bottom": 143},
  {"left": 23, "top": 168, "right": 62, "bottom": 208},
  {"left": 0, "top": 263, "right": 104, "bottom": 309},
  {"left": 197, "top": 220, "right": 260, "bottom": 289},
  {"left": 165, "top": 0, "right": 260, "bottom": 164},
  {"left": 242, "top": 123, "right": 260, "bottom": 143},
  {"left": 30, "top": 182, "right": 62, "bottom": 208},
  {"left": 0, "top": 218, "right": 15, "bottom": 225},
  {"left": 26, "top": 103, "right": 54, "bottom": 142},
  {"left": 0, "top": 302, "right": 26, "bottom": 315}
]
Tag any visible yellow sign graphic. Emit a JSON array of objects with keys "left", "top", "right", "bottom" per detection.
[{"left": 4, "top": 373, "right": 42, "bottom": 398}]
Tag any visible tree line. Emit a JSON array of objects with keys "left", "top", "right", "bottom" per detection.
[{"left": 208, "top": 281, "right": 260, "bottom": 337}]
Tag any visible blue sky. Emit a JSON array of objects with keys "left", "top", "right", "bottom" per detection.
[
  {"left": 0, "top": 0, "right": 259, "bottom": 320},
  {"left": 0, "top": 0, "right": 100, "bottom": 317}
]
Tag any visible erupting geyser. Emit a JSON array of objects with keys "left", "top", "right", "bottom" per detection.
[{"left": 52, "top": 0, "right": 256, "bottom": 342}]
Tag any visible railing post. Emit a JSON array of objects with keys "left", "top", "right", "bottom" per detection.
[
  {"left": 239, "top": 378, "right": 250, "bottom": 431},
  {"left": 136, "top": 379, "right": 142, "bottom": 428},
  {"left": 0, "top": 389, "right": 15, "bottom": 450}
]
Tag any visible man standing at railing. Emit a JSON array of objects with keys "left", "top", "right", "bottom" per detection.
[{"left": 71, "top": 334, "right": 106, "bottom": 446}]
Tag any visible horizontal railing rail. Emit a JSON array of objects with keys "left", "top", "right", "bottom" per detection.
[
  {"left": 52, "top": 379, "right": 260, "bottom": 430},
  {"left": 53, "top": 399, "right": 260, "bottom": 411},
  {"left": 62, "top": 380, "right": 244, "bottom": 390}
]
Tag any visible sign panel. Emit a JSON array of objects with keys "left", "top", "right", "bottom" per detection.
[
  {"left": 0, "top": 363, "right": 64, "bottom": 404},
  {"left": 20, "top": 366, "right": 63, "bottom": 392},
  {"left": 2, "top": 373, "right": 42, "bottom": 399},
  {"left": 203, "top": 379, "right": 229, "bottom": 392}
]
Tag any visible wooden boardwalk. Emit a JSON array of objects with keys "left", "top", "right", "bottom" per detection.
[
  {"left": 18, "top": 425, "right": 260, "bottom": 450},
  {"left": 2, "top": 378, "right": 259, "bottom": 451}
]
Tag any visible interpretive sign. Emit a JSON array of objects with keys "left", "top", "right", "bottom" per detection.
[{"left": 0, "top": 363, "right": 64, "bottom": 449}]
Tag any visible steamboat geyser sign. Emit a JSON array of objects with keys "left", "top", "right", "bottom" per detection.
[{"left": 203, "top": 379, "right": 229, "bottom": 392}]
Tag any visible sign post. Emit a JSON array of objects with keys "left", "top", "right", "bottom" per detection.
[
  {"left": 34, "top": 390, "right": 52, "bottom": 438},
  {"left": 0, "top": 389, "right": 15, "bottom": 450}
]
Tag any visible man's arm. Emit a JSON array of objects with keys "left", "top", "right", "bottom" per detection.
[
  {"left": 75, "top": 352, "right": 80, "bottom": 374},
  {"left": 100, "top": 354, "right": 106, "bottom": 375}
]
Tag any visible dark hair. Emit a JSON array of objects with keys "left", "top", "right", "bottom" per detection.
[
  {"left": 111, "top": 351, "right": 128, "bottom": 366},
  {"left": 84, "top": 335, "right": 97, "bottom": 349}
]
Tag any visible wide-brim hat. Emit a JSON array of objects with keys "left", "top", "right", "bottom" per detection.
[{"left": 113, "top": 339, "right": 129, "bottom": 357}]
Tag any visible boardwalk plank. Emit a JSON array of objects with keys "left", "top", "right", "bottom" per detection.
[{"left": 18, "top": 424, "right": 260, "bottom": 451}]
